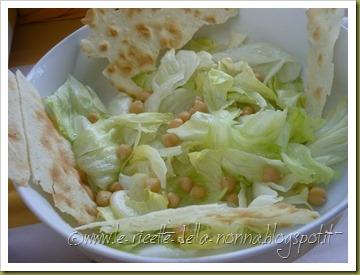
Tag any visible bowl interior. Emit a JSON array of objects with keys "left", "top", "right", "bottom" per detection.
[{"left": 20, "top": 8, "right": 348, "bottom": 261}]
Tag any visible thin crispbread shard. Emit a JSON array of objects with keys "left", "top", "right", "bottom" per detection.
[
  {"left": 16, "top": 71, "right": 97, "bottom": 225},
  {"left": 76, "top": 202, "right": 319, "bottom": 232},
  {"left": 8, "top": 70, "right": 31, "bottom": 186},
  {"left": 80, "top": 8, "right": 238, "bottom": 96},
  {"left": 305, "top": 8, "right": 345, "bottom": 117}
]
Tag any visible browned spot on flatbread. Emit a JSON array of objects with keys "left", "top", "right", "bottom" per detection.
[
  {"left": 76, "top": 166, "right": 88, "bottom": 185},
  {"left": 8, "top": 127, "right": 20, "bottom": 141},
  {"left": 36, "top": 110, "right": 63, "bottom": 144},
  {"left": 106, "top": 64, "right": 116, "bottom": 74},
  {"left": 136, "top": 23, "right": 151, "bottom": 38},
  {"left": 209, "top": 214, "right": 232, "bottom": 224},
  {"left": 204, "top": 15, "right": 216, "bottom": 24},
  {"left": 120, "top": 65, "right": 133, "bottom": 75},
  {"left": 125, "top": 8, "right": 143, "bottom": 18},
  {"left": 107, "top": 25, "right": 119, "bottom": 37},
  {"left": 317, "top": 53, "right": 323, "bottom": 65},
  {"left": 55, "top": 192, "right": 74, "bottom": 208},
  {"left": 126, "top": 46, "right": 154, "bottom": 68},
  {"left": 314, "top": 87, "right": 323, "bottom": 100},
  {"left": 183, "top": 8, "right": 191, "bottom": 13},
  {"left": 85, "top": 205, "right": 98, "bottom": 216},
  {"left": 275, "top": 202, "right": 290, "bottom": 209},
  {"left": 312, "top": 26, "right": 321, "bottom": 41},
  {"left": 193, "top": 10, "right": 201, "bottom": 17},
  {"left": 51, "top": 165, "right": 62, "bottom": 183},
  {"left": 98, "top": 41, "right": 109, "bottom": 52},
  {"left": 40, "top": 133, "right": 53, "bottom": 151},
  {"left": 121, "top": 39, "right": 130, "bottom": 45}
]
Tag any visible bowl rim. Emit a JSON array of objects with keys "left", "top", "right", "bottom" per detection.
[{"left": 16, "top": 20, "right": 348, "bottom": 263}]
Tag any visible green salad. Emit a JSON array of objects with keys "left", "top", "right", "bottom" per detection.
[{"left": 44, "top": 36, "right": 347, "bottom": 253}]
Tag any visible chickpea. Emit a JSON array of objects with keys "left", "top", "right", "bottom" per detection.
[
  {"left": 129, "top": 100, "right": 144, "bottom": 114},
  {"left": 189, "top": 185, "right": 207, "bottom": 200},
  {"left": 189, "top": 100, "right": 208, "bottom": 115},
  {"left": 177, "top": 111, "right": 191, "bottom": 122},
  {"left": 83, "top": 184, "right": 95, "bottom": 201},
  {"left": 108, "top": 182, "right": 123, "bottom": 192},
  {"left": 308, "top": 187, "right": 327, "bottom": 206},
  {"left": 262, "top": 166, "right": 281, "bottom": 183},
  {"left": 220, "top": 176, "right": 236, "bottom": 194},
  {"left": 255, "top": 72, "right": 264, "bottom": 82},
  {"left": 87, "top": 112, "right": 99, "bottom": 123},
  {"left": 146, "top": 177, "right": 161, "bottom": 193},
  {"left": 117, "top": 144, "right": 132, "bottom": 160},
  {"left": 168, "top": 118, "right": 184, "bottom": 128},
  {"left": 96, "top": 190, "right": 112, "bottom": 207},
  {"left": 161, "top": 133, "right": 180, "bottom": 147},
  {"left": 225, "top": 193, "right": 239, "bottom": 206},
  {"left": 167, "top": 192, "right": 181, "bottom": 208},
  {"left": 179, "top": 177, "right": 193, "bottom": 193},
  {"left": 137, "top": 91, "right": 151, "bottom": 102},
  {"left": 241, "top": 105, "right": 255, "bottom": 116}
]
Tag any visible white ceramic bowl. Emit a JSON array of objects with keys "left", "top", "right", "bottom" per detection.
[{"left": 16, "top": 9, "right": 348, "bottom": 262}]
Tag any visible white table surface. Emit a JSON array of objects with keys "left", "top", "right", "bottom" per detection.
[{"left": 8, "top": 65, "right": 348, "bottom": 263}]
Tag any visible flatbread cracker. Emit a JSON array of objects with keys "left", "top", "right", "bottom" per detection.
[
  {"left": 76, "top": 202, "right": 319, "bottom": 232},
  {"left": 8, "top": 70, "right": 31, "bottom": 186},
  {"left": 16, "top": 71, "right": 97, "bottom": 224},
  {"left": 305, "top": 8, "right": 345, "bottom": 117},
  {"left": 81, "top": 8, "right": 238, "bottom": 96}
]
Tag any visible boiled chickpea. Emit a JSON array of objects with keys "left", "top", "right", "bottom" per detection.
[
  {"left": 189, "top": 101, "right": 208, "bottom": 114},
  {"left": 117, "top": 144, "right": 132, "bottom": 160},
  {"left": 225, "top": 193, "right": 239, "bottom": 206},
  {"left": 129, "top": 100, "right": 144, "bottom": 114},
  {"left": 179, "top": 177, "right": 193, "bottom": 193},
  {"left": 255, "top": 72, "right": 264, "bottom": 82},
  {"left": 241, "top": 105, "right": 255, "bottom": 116},
  {"left": 137, "top": 91, "right": 151, "bottom": 102},
  {"left": 177, "top": 111, "right": 191, "bottom": 122},
  {"left": 108, "top": 182, "right": 123, "bottom": 192},
  {"left": 167, "top": 192, "right": 181, "bottom": 208},
  {"left": 96, "top": 190, "right": 112, "bottom": 207},
  {"left": 220, "top": 176, "right": 236, "bottom": 193},
  {"left": 87, "top": 112, "right": 99, "bottom": 123},
  {"left": 161, "top": 133, "right": 180, "bottom": 147},
  {"left": 262, "top": 166, "right": 281, "bottom": 183},
  {"left": 308, "top": 187, "right": 327, "bottom": 206},
  {"left": 189, "top": 185, "right": 207, "bottom": 200},
  {"left": 146, "top": 177, "right": 161, "bottom": 193},
  {"left": 168, "top": 118, "right": 184, "bottom": 128}
]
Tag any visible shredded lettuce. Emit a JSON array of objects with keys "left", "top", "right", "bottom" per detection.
[
  {"left": 195, "top": 68, "right": 234, "bottom": 112},
  {"left": 123, "top": 145, "right": 168, "bottom": 188},
  {"left": 145, "top": 49, "right": 200, "bottom": 112},
  {"left": 214, "top": 42, "right": 301, "bottom": 84},
  {"left": 107, "top": 93, "right": 133, "bottom": 115},
  {"left": 307, "top": 103, "right": 348, "bottom": 166},
  {"left": 281, "top": 143, "right": 335, "bottom": 185},
  {"left": 44, "top": 75, "right": 107, "bottom": 141},
  {"left": 73, "top": 113, "right": 172, "bottom": 189}
]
